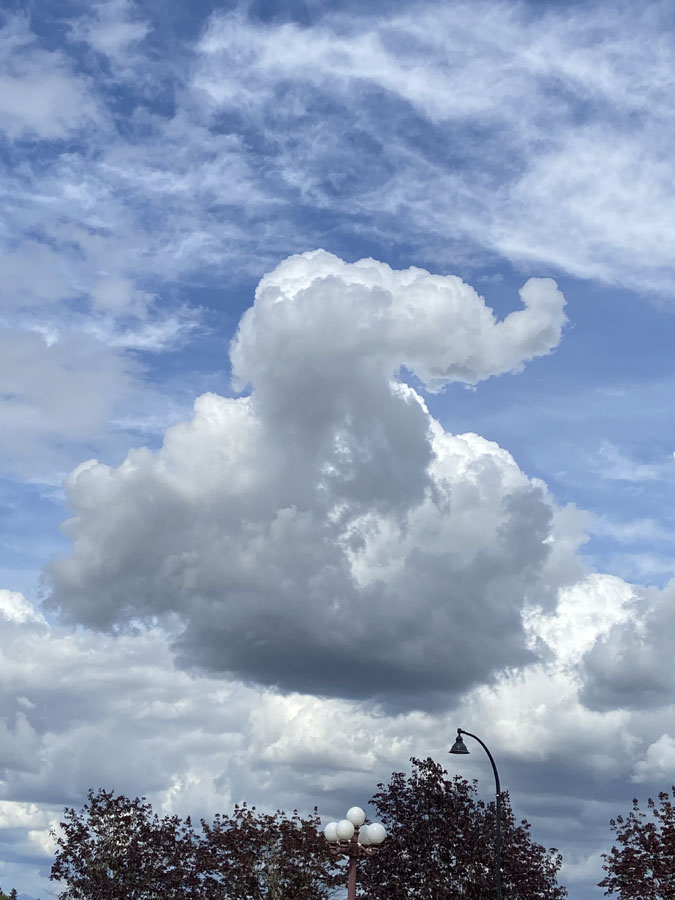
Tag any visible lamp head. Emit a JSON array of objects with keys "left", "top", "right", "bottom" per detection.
[
  {"left": 366, "top": 822, "right": 386, "bottom": 844},
  {"left": 346, "top": 806, "right": 366, "bottom": 827},
  {"left": 335, "top": 819, "right": 355, "bottom": 840},
  {"left": 449, "top": 729, "right": 469, "bottom": 755},
  {"left": 324, "top": 822, "right": 339, "bottom": 842}
]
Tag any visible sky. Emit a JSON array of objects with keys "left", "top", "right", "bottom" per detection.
[{"left": 1, "top": 0, "right": 675, "bottom": 897}]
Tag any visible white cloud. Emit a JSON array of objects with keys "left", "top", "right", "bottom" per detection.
[
  {"left": 46, "top": 252, "right": 567, "bottom": 708},
  {"left": 590, "top": 442, "right": 675, "bottom": 483},
  {"left": 0, "top": 17, "right": 101, "bottom": 141},
  {"left": 0, "top": 100, "right": 262, "bottom": 358},
  {"left": 0, "top": 329, "right": 147, "bottom": 480},
  {"left": 437, "top": 575, "right": 637, "bottom": 791},
  {"left": 71, "top": 0, "right": 150, "bottom": 64},
  {"left": 0, "top": 242, "right": 70, "bottom": 309},
  {"left": 0, "top": 801, "right": 47, "bottom": 830},
  {"left": 632, "top": 733, "right": 675, "bottom": 783},
  {"left": 582, "top": 578, "right": 675, "bottom": 711},
  {"left": 497, "top": 129, "right": 675, "bottom": 291},
  {"left": 190, "top": 3, "right": 675, "bottom": 295},
  {"left": 232, "top": 251, "right": 566, "bottom": 394},
  {"left": 0, "top": 589, "right": 46, "bottom": 626},
  {"left": 0, "top": 135, "right": 205, "bottom": 481},
  {"left": 526, "top": 574, "right": 635, "bottom": 669},
  {"left": 589, "top": 515, "right": 674, "bottom": 545},
  {"left": 560, "top": 851, "right": 608, "bottom": 888}
]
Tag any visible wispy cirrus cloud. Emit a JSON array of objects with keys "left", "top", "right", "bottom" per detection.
[
  {"left": 592, "top": 442, "right": 675, "bottom": 483},
  {"left": 190, "top": 2, "right": 675, "bottom": 293},
  {"left": 69, "top": 0, "right": 150, "bottom": 65},
  {"left": 0, "top": 16, "right": 102, "bottom": 141}
]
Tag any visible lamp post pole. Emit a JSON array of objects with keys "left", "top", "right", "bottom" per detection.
[
  {"left": 323, "top": 806, "right": 387, "bottom": 900},
  {"left": 450, "top": 728, "right": 502, "bottom": 900}
]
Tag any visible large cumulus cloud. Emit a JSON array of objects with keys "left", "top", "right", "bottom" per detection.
[{"left": 47, "top": 251, "right": 568, "bottom": 708}]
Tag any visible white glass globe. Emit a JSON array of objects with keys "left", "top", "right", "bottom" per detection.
[
  {"left": 335, "top": 819, "right": 355, "bottom": 840},
  {"left": 358, "top": 827, "right": 372, "bottom": 845},
  {"left": 367, "top": 822, "right": 386, "bottom": 844},
  {"left": 324, "top": 822, "right": 339, "bottom": 842},
  {"left": 346, "top": 806, "right": 366, "bottom": 826}
]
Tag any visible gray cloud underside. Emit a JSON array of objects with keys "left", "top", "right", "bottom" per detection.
[
  {"left": 4, "top": 574, "right": 675, "bottom": 899},
  {"left": 581, "top": 579, "right": 675, "bottom": 711},
  {"left": 47, "top": 252, "right": 568, "bottom": 709}
]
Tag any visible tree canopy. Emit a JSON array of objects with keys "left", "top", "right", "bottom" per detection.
[
  {"left": 50, "top": 789, "right": 202, "bottom": 900},
  {"left": 599, "top": 787, "right": 675, "bottom": 900},
  {"left": 50, "top": 764, "right": 567, "bottom": 900},
  {"left": 359, "top": 757, "right": 567, "bottom": 900},
  {"left": 50, "top": 789, "right": 334, "bottom": 900}
]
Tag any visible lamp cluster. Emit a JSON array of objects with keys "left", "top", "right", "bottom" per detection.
[{"left": 324, "top": 806, "right": 386, "bottom": 857}]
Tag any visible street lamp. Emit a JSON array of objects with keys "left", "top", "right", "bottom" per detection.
[
  {"left": 323, "top": 805, "right": 386, "bottom": 900},
  {"left": 450, "top": 728, "right": 502, "bottom": 900}
]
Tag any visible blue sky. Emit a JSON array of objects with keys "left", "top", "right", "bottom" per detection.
[{"left": 2, "top": 1, "right": 675, "bottom": 898}]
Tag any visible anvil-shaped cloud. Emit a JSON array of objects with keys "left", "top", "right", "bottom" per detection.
[{"left": 47, "top": 251, "right": 568, "bottom": 709}]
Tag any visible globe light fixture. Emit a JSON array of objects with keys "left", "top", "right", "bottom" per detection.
[
  {"left": 336, "top": 819, "right": 355, "bottom": 840},
  {"left": 323, "top": 805, "right": 386, "bottom": 900},
  {"left": 347, "top": 806, "right": 366, "bottom": 826}
]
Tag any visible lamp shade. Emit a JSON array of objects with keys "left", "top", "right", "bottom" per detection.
[
  {"left": 346, "top": 806, "right": 366, "bottom": 826},
  {"left": 336, "top": 819, "right": 355, "bottom": 840},
  {"left": 367, "top": 822, "right": 386, "bottom": 844},
  {"left": 450, "top": 734, "right": 469, "bottom": 754},
  {"left": 324, "top": 822, "right": 339, "bottom": 842}
]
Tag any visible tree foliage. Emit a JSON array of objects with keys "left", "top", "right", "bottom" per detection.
[
  {"left": 360, "top": 757, "right": 567, "bottom": 900},
  {"left": 599, "top": 787, "right": 675, "bottom": 900},
  {"left": 50, "top": 789, "right": 335, "bottom": 900},
  {"left": 199, "top": 803, "right": 337, "bottom": 900},
  {"left": 51, "top": 766, "right": 567, "bottom": 900},
  {"left": 50, "top": 789, "right": 201, "bottom": 900}
]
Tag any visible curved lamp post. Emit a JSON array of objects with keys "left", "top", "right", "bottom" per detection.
[
  {"left": 324, "top": 806, "right": 386, "bottom": 900},
  {"left": 450, "top": 728, "right": 502, "bottom": 900}
]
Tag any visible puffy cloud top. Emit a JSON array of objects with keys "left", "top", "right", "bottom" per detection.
[
  {"left": 232, "top": 250, "right": 566, "bottom": 394},
  {"left": 48, "top": 252, "right": 568, "bottom": 709}
]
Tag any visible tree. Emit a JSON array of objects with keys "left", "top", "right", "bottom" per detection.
[
  {"left": 50, "top": 788, "right": 202, "bottom": 900},
  {"left": 599, "top": 787, "right": 675, "bottom": 900},
  {"left": 359, "top": 757, "right": 567, "bottom": 900},
  {"left": 199, "top": 803, "right": 337, "bottom": 900},
  {"left": 51, "top": 769, "right": 566, "bottom": 900},
  {"left": 50, "top": 788, "right": 336, "bottom": 900}
]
